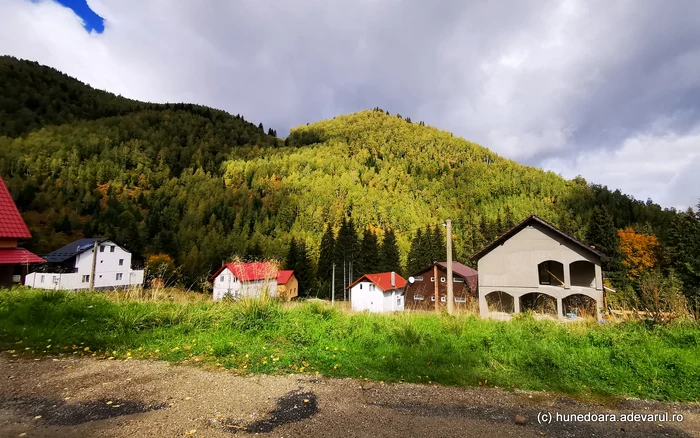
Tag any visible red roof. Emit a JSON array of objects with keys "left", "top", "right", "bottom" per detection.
[
  {"left": 346, "top": 272, "right": 406, "bottom": 291},
  {"left": 277, "top": 270, "right": 295, "bottom": 284},
  {"left": 0, "top": 248, "right": 45, "bottom": 265},
  {"left": 0, "top": 176, "right": 31, "bottom": 239},
  {"left": 209, "top": 262, "right": 279, "bottom": 282}
]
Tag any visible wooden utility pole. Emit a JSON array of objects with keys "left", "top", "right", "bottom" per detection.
[
  {"left": 89, "top": 240, "right": 98, "bottom": 290},
  {"left": 331, "top": 263, "right": 336, "bottom": 306},
  {"left": 434, "top": 264, "right": 439, "bottom": 311},
  {"left": 446, "top": 219, "right": 454, "bottom": 315}
]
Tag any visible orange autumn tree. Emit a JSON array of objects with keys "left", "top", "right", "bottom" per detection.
[{"left": 617, "top": 227, "right": 661, "bottom": 281}]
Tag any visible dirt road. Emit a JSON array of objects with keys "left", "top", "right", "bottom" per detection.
[{"left": 0, "top": 354, "right": 698, "bottom": 437}]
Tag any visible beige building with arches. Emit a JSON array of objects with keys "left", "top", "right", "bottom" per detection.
[{"left": 471, "top": 215, "right": 607, "bottom": 321}]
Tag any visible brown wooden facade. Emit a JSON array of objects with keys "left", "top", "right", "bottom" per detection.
[{"left": 404, "top": 262, "right": 478, "bottom": 311}]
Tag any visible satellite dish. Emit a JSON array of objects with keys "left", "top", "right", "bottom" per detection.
[{"left": 408, "top": 276, "right": 415, "bottom": 284}]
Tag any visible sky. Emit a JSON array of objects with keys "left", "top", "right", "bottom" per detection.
[{"left": 1, "top": 0, "right": 699, "bottom": 210}]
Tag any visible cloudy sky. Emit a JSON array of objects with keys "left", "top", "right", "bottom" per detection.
[{"left": 1, "top": 0, "right": 699, "bottom": 210}]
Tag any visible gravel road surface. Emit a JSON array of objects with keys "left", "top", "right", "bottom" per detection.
[{"left": 0, "top": 354, "right": 698, "bottom": 437}]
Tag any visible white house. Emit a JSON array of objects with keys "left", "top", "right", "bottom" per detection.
[
  {"left": 471, "top": 215, "right": 607, "bottom": 321},
  {"left": 24, "top": 238, "right": 144, "bottom": 290},
  {"left": 347, "top": 272, "right": 406, "bottom": 313},
  {"left": 209, "top": 262, "right": 279, "bottom": 301}
]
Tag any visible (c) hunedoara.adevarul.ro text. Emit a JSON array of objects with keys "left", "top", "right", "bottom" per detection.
[{"left": 537, "top": 411, "right": 685, "bottom": 424}]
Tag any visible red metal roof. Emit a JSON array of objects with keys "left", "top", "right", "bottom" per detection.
[
  {"left": 277, "top": 270, "right": 295, "bottom": 285},
  {"left": 0, "top": 248, "right": 45, "bottom": 264},
  {"left": 209, "top": 262, "right": 279, "bottom": 282},
  {"left": 0, "top": 176, "right": 32, "bottom": 239},
  {"left": 346, "top": 272, "right": 406, "bottom": 291}
]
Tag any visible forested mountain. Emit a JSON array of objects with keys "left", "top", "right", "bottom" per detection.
[{"left": 0, "top": 56, "right": 698, "bottom": 311}]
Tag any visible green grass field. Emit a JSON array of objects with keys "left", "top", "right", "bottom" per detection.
[{"left": 1, "top": 288, "right": 699, "bottom": 402}]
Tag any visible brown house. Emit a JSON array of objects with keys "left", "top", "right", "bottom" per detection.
[
  {"left": 276, "top": 270, "right": 298, "bottom": 301},
  {"left": 0, "top": 175, "right": 45, "bottom": 287},
  {"left": 404, "top": 261, "right": 478, "bottom": 311}
]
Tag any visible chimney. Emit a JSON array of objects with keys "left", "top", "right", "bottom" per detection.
[{"left": 391, "top": 272, "right": 396, "bottom": 288}]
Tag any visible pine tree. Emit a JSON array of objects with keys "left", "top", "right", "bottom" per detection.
[
  {"left": 258, "top": 122, "right": 264, "bottom": 132},
  {"left": 407, "top": 228, "right": 423, "bottom": 273},
  {"left": 333, "top": 217, "right": 358, "bottom": 294},
  {"left": 495, "top": 212, "right": 503, "bottom": 236},
  {"left": 267, "top": 127, "right": 275, "bottom": 137},
  {"left": 417, "top": 226, "right": 433, "bottom": 268},
  {"left": 316, "top": 223, "right": 335, "bottom": 283},
  {"left": 285, "top": 237, "right": 299, "bottom": 270},
  {"left": 431, "top": 224, "right": 446, "bottom": 263},
  {"left": 379, "top": 228, "right": 401, "bottom": 273},
  {"left": 586, "top": 206, "right": 625, "bottom": 284},
  {"left": 357, "top": 227, "right": 380, "bottom": 276},
  {"left": 295, "top": 241, "right": 315, "bottom": 297}
]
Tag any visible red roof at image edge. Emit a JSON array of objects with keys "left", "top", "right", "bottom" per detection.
[
  {"left": 0, "top": 248, "right": 45, "bottom": 264},
  {"left": 0, "top": 176, "right": 32, "bottom": 239}
]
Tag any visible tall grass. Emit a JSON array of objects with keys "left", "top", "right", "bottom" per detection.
[{"left": 1, "top": 288, "right": 699, "bottom": 402}]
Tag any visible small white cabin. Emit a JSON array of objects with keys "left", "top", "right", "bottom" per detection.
[{"left": 347, "top": 272, "right": 406, "bottom": 313}]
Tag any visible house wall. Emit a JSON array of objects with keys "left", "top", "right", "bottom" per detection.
[
  {"left": 477, "top": 223, "right": 603, "bottom": 320},
  {"left": 350, "top": 282, "right": 385, "bottom": 312},
  {"left": 404, "top": 265, "right": 476, "bottom": 311},
  {"left": 0, "top": 238, "right": 18, "bottom": 249},
  {"left": 277, "top": 275, "right": 299, "bottom": 301},
  {"left": 24, "top": 270, "right": 144, "bottom": 290}
]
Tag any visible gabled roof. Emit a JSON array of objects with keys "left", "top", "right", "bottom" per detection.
[
  {"left": 346, "top": 272, "right": 406, "bottom": 291},
  {"left": 470, "top": 215, "right": 607, "bottom": 262},
  {"left": 0, "top": 176, "right": 32, "bottom": 239},
  {"left": 209, "top": 262, "right": 279, "bottom": 282},
  {"left": 0, "top": 248, "right": 45, "bottom": 265},
  {"left": 277, "top": 270, "right": 295, "bottom": 284},
  {"left": 410, "top": 261, "right": 478, "bottom": 279},
  {"left": 43, "top": 238, "right": 111, "bottom": 263}
]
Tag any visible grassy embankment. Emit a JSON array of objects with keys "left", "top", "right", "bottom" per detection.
[{"left": 1, "top": 288, "right": 699, "bottom": 402}]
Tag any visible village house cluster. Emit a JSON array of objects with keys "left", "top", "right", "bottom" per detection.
[{"left": 2, "top": 174, "right": 606, "bottom": 320}]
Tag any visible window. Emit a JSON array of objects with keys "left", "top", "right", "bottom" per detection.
[
  {"left": 430, "top": 296, "right": 436, "bottom": 302},
  {"left": 99, "top": 246, "right": 105, "bottom": 253},
  {"left": 430, "top": 277, "right": 435, "bottom": 282},
  {"left": 40, "top": 275, "right": 45, "bottom": 283},
  {"left": 116, "top": 273, "right": 123, "bottom": 281},
  {"left": 455, "top": 297, "right": 467, "bottom": 303},
  {"left": 360, "top": 283, "right": 363, "bottom": 290},
  {"left": 454, "top": 278, "right": 464, "bottom": 283},
  {"left": 74, "top": 267, "right": 79, "bottom": 273},
  {"left": 397, "top": 296, "right": 402, "bottom": 306},
  {"left": 440, "top": 277, "right": 446, "bottom": 283},
  {"left": 53, "top": 276, "right": 59, "bottom": 284},
  {"left": 440, "top": 296, "right": 446, "bottom": 302},
  {"left": 110, "top": 246, "right": 115, "bottom": 252},
  {"left": 119, "top": 259, "right": 124, "bottom": 266},
  {"left": 414, "top": 295, "right": 424, "bottom": 301},
  {"left": 414, "top": 276, "right": 424, "bottom": 281},
  {"left": 369, "top": 284, "right": 376, "bottom": 291},
  {"left": 82, "top": 275, "right": 90, "bottom": 283}
]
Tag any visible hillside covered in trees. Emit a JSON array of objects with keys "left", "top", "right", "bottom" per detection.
[{"left": 0, "top": 56, "right": 698, "bottom": 313}]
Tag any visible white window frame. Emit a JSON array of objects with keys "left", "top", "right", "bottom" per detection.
[
  {"left": 430, "top": 296, "right": 436, "bottom": 302},
  {"left": 414, "top": 295, "right": 424, "bottom": 301},
  {"left": 369, "top": 283, "right": 376, "bottom": 291},
  {"left": 414, "top": 276, "right": 424, "bottom": 281},
  {"left": 453, "top": 277, "right": 464, "bottom": 283},
  {"left": 440, "top": 277, "right": 446, "bottom": 283},
  {"left": 455, "top": 297, "right": 467, "bottom": 303},
  {"left": 430, "top": 277, "right": 435, "bottom": 282},
  {"left": 99, "top": 246, "right": 105, "bottom": 253},
  {"left": 40, "top": 275, "right": 45, "bottom": 283},
  {"left": 82, "top": 275, "right": 90, "bottom": 283},
  {"left": 440, "top": 296, "right": 446, "bottom": 302},
  {"left": 116, "top": 273, "right": 123, "bottom": 281},
  {"left": 110, "top": 246, "right": 115, "bottom": 252},
  {"left": 119, "top": 259, "right": 124, "bottom": 266}
]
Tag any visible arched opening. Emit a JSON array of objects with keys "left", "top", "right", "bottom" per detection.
[
  {"left": 520, "top": 293, "right": 557, "bottom": 316},
  {"left": 562, "top": 294, "right": 597, "bottom": 318},
  {"left": 485, "top": 291, "right": 514, "bottom": 313},
  {"left": 538, "top": 260, "right": 565, "bottom": 286},
  {"left": 570, "top": 261, "right": 596, "bottom": 287}
]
